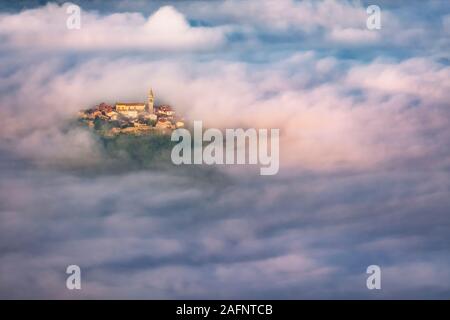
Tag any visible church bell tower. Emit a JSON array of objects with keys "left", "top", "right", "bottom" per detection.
[{"left": 148, "top": 88, "right": 154, "bottom": 114}]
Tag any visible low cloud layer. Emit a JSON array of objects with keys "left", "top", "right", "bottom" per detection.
[
  {"left": 0, "top": 3, "right": 227, "bottom": 52},
  {"left": 2, "top": 52, "right": 449, "bottom": 171}
]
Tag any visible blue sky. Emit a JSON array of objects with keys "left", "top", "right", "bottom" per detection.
[{"left": 0, "top": 0, "right": 449, "bottom": 298}]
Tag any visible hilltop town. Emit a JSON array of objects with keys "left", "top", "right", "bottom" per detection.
[{"left": 78, "top": 89, "right": 185, "bottom": 136}]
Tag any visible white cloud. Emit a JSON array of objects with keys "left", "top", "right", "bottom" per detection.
[
  {"left": 346, "top": 58, "right": 450, "bottom": 101},
  {"left": 186, "top": 0, "right": 367, "bottom": 30}
]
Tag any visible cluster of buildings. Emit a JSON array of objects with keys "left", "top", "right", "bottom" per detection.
[{"left": 78, "top": 89, "right": 185, "bottom": 136}]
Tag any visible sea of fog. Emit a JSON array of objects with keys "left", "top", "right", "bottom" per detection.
[{"left": 1, "top": 0, "right": 450, "bottom": 299}]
